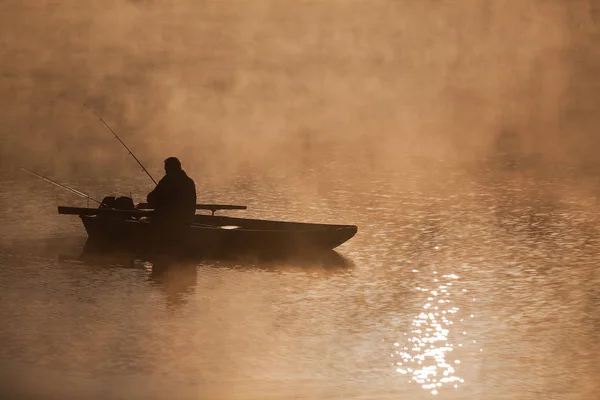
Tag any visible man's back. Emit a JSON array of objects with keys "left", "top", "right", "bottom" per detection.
[{"left": 147, "top": 159, "right": 196, "bottom": 225}]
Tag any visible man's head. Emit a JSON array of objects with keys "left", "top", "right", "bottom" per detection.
[{"left": 164, "top": 157, "right": 182, "bottom": 174}]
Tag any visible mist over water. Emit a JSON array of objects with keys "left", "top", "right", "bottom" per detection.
[
  {"left": 2, "top": 0, "right": 598, "bottom": 175},
  {"left": 2, "top": 1, "right": 600, "bottom": 400}
]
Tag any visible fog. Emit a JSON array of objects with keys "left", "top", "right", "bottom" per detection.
[
  {"left": 4, "top": 4, "right": 600, "bottom": 399},
  {"left": 0, "top": 1, "right": 599, "bottom": 180}
]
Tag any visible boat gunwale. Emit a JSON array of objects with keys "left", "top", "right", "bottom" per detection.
[{"left": 80, "top": 215, "right": 358, "bottom": 234}]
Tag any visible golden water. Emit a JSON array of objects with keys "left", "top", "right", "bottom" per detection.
[{"left": 2, "top": 161, "right": 600, "bottom": 400}]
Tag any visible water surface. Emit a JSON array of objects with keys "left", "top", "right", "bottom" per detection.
[{"left": 2, "top": 161, "right": 600, "bottom": 399}]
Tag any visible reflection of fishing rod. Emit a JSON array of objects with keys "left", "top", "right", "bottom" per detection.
[
  {"left": 20, "top": 168, "right": 102, "bottom": 205},
  {"left": 83, "top": 103, "right": 158, "bottom": 186}
]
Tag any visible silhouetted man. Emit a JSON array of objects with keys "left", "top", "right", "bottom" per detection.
[{"left": 147, "top": 157, "right": 196, "bottom": 227}]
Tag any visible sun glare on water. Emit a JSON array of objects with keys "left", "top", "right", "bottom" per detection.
[{"left": 394, "top": 272, "right": 467, "bottom": 395}]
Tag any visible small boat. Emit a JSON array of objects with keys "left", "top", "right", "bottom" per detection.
[
  {"left": 21, "top": 107, "right": 357, "bottom": 258},
  {"left": 58, "top": 201, "right": 358, "bottom": 256}
]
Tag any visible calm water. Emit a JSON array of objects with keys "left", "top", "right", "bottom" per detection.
[{"left": 1, "top": 160, "right": 600, "bottom": 400}]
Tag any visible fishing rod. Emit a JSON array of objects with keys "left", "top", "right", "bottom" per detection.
[
  {"left": 20, "top": 168, "right": 102, "bottom": 205},
  {"left": 83, "top": 102, "right": 158, "bottom": 186}
]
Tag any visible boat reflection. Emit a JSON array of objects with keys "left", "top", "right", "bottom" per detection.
[
  {"left": 77, "top": 238, "right": 354, "bottom": 271},
  {"left": 59, "top": 245, "right": 201, "bottom": 309},
  {"left": 57, "top": 238, "right": 354, "bottom": 274},
  {"left": 220, "top": 249, "right": 355, "bottom": 272},
  {"left": 57, "top": 239, "right": 354, "bottom": 308},
  {"left": 147, "top": 260, "right": 199, "bottom": 309}
]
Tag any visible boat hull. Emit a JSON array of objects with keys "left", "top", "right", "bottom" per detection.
[{"left": 80, "top": 214, "right": 357, "bottom": 256}]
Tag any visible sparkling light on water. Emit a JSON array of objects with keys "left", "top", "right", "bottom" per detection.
[{"left": 394, "top": 273, "right": 465, "bottom": 395}]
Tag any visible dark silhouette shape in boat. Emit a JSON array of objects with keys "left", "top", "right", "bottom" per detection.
[
  {"left": 146, "top": 157, "right": 197, "bottom": 227},
  {"left": 56, "top": 157, "right": 358, "bottom": 257}
]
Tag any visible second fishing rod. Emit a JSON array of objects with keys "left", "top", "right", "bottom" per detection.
[{"left": 83, "top": 103, "right": 157, "bottom": 186}]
